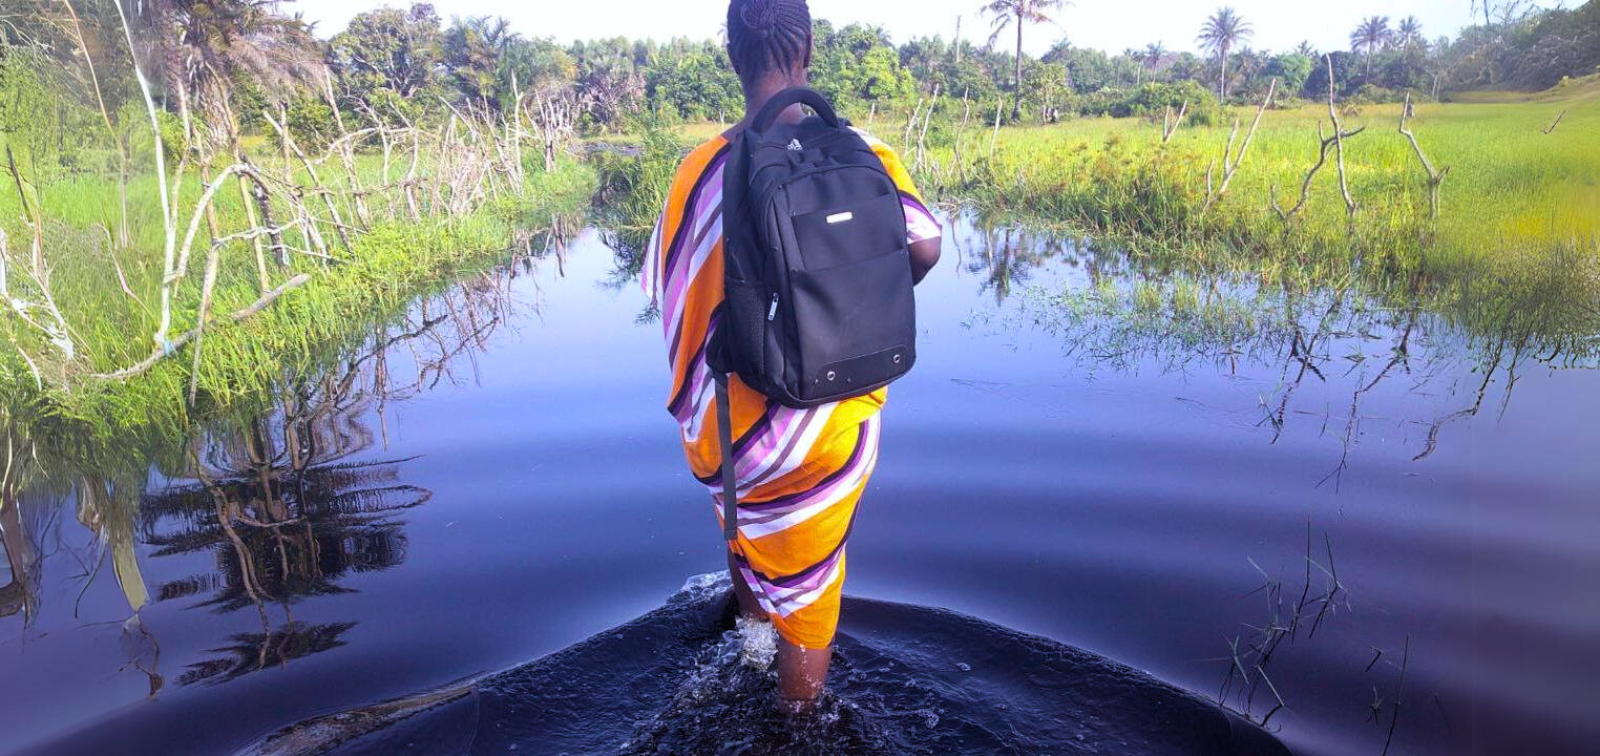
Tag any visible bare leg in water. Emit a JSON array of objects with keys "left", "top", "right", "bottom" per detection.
[{"left": 728, "top": 551, "right": 831, "bottom": 708}]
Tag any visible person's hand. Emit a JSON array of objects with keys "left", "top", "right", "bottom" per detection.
[{"left": 910, "top": 237, "right": 942, "bottom": 285}]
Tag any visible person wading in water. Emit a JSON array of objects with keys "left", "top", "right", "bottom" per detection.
[{"left": 641, "top": 0, "right": 942, "bottom": 709}]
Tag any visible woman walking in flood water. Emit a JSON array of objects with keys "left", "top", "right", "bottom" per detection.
[{"left": 642, "top": 0, "right": 942, "bottom": 709}]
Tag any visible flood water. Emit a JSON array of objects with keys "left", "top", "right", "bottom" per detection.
[{"left": 2, "top": 216, "right": 1597, "bottom": 756}]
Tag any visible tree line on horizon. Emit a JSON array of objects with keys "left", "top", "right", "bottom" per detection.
[
  {"left": 1, "top": 0, "right": 1597, "bottom": 163},
  {"left": 313, "top": 1, "right": 1600, "bottom": 125}
]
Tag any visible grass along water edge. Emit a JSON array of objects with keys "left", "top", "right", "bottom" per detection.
[{"left": 0, "top": 157, "right": 596, "bottom": 478}]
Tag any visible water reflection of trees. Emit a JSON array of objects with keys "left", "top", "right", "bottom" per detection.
[
  {"left": 179, "top": 622, "right": 359, "bottom": 687},
  {"left": 1, "top": 431, "right": 160, "bottom": 683},
  {"left": 143, "top": 448, "right": 428, "bottom": 615},
  {"left": 597, "top": 224, "right": 666, "bottom": 325},
  {"left": 2, "top": 407, "right": 52, "bottom": 623},
  {"left": 0, "top": 484, "right": 40, "bottom": 621},
  {"left": 1, "top": 260, "right": 528, "bottom": 691},
  {"left": 151, "top": 265, "right": 520, "bottom": 683},
  {"left": 952, "top": 222, "right": 1084, "bottom": 306},
  {"left": 963, "top": 218, "right": 1600, "bottom": 481}
]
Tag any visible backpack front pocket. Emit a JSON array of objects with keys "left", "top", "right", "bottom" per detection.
[
  {"left": 789, "top": 190, "right": 905, "bottom": 272},
  {"left": 789, "top": 248, "right": 916, "bottom": 403}
]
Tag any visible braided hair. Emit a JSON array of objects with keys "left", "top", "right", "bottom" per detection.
[{"left": 726, "top": 0, "right": 813, "bottom": 82}]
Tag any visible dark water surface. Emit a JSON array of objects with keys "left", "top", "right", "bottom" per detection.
[
  {"left": 295, "top": 576, "right": 1288, "bottom": 756},
  {"left": 2, "top": 218, "right": 1597, "bottom": 756}
]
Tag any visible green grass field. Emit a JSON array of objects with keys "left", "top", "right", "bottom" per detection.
[
  {"left": 665, "top": 81, "right": 1597, "bottom": 360},
  {"left": 931, "top": 91, "right": 1594, "bottom": 244},
  {"left": 871, "top": 81, "right": 1600, "bottom": 340},
  {"left": 673, "top": 78, "right": 1598, "bottom": 263}
]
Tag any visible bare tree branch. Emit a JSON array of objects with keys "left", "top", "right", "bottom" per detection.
[
  {"left": 1399, "top": 92, "right": 1450, "bottom": 219},
  {"left": 1204, "top": 78, "right": 1277, "bottom": 213}
]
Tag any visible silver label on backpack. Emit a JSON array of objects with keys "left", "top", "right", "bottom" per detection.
[
  {"left": 787, "top": 139, "right": 803, "bottom": 151},
  {"left": 826, "top": 212, "right": 854, "bottom": 225}
]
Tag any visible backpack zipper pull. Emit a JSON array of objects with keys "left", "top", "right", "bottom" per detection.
[{"left": 768, "top": 293, "right": 779, "bottom": 321}]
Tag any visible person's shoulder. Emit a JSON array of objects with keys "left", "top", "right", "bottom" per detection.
[
  {"left": 848, "top": 127, "right": 919, "bottom": 187},
  {"left": 673, "top": 135, "right": 732, "bottom": 184},
  {"left": 848, "top": 127, "right": 892, "bottom": 152},
  {"left": 849, "top": 127, "right": 905, "bottom": 164},
  {"left": 689, "top": 134, "right": 732, "bottom": 162}
]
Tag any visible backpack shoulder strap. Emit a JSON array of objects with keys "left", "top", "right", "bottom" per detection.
[
  {"left": 714, "top": 373, "right": 739, "bottom": 542},
  {"left": 750, "top": 87, "right": 840, "bottom": 134}
]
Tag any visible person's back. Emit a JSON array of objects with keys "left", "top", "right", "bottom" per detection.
[{"left": 641, "top": 0, "right": 942, "bottom": 710}]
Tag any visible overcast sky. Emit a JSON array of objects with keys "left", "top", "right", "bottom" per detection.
[{"left": 293, "top": 1, "right": 1492, "bottom": 55}]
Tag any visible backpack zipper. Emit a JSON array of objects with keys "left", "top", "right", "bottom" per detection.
[{"left": 768, "top": 293, "right": 779, "bottom": 321}]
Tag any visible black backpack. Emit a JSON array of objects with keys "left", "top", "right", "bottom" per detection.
[{"left": 710, "top": 87, "right": 918, "bottom": 539}]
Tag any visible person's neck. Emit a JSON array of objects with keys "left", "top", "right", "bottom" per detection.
[{"left": 727, "top": 74, "right": 808, "bottom": 138}]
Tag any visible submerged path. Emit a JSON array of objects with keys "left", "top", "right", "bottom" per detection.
[{"left": 241, "top": 576, "right": 1291, "bottom": 756}]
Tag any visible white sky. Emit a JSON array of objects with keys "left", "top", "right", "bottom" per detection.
[{"left": 292, "top": 1, "right": 1491, "bottom": 55}]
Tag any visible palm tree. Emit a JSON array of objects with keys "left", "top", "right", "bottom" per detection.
[
  {"left": 1294, "top": 41, "right": 1317, "bottom": 59},
  {"left": 1350, "top": 16, "right": 1392, "bottom": 81},
  {"left": 1141, "top": 42, "right": 1167, "bottom": 84},
  {"left": 1123, "top": 48, "right": 1143, "bottom": 85},
  {"left": 982, "top": 0, "right": 1068, "bottom": 120},
  {"left": 144, "top": 0, "right": 325, "bottom": 147},
  {"left": 1395, "top": 16, "right": 1424, "bottom": 52},
  {"left": 1196, "top": 7, "right": 1253, "bottom": 99},
  {"left": 446, "top": 15, "right": 519, "bottom": 106}
]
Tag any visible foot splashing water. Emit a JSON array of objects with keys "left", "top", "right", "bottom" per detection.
[
  {"left": 240, "top": 573, "right": 1288, "bottom": 756},
  {"left": 734, "top": 614, "right": 779, "bottom": 671},
  {"left": 616, "top": 576, "right": 923, "bottom": 756}
]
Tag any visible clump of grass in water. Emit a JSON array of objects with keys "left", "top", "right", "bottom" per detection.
[
  {"left": 1022, "top": 271, "right": 1289, "bottom": 375},
  {"left": 1217, "top": 525, "right": 1351, "bottom": 729}
]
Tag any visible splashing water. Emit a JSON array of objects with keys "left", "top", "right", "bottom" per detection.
[
  {"left": 675, "top": 571, "right": 731, "bottom": 604},
  {"left": 677, "top": 572, "right": 777, "bottom": 670},
  {"left": 735, "top": 615, "right": 778, "bottom": 670},
  {"left": 236, "top": 575, "right": 1288, "bottom": 756}
]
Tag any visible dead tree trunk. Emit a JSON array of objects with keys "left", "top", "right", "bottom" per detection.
[
  {"left": 262, "top": 111, "right": 353, "bottom": 251},
  {"left": 1162, "top": 102, "right": 1189, "bottom": 143},
  {"left": 1203, "top": 79, "right": 1277, "bottom": 213},
  {"left": 1326, "top": 56, "right": 1358, "bottom": 219},
  {"left": 1270, "top": 121, "right": 1366, "bottom": 229},
  {"left": 4, "top": 145, "right": 43, "bottom": 274},
  {"left": 1543, "top": 110, "right": 1566, "bottom": 135},
  {"left": 1398, "top": 92, "right": 1449, "bottom": 220},
  {"left": 916, "top": 85, "right": 941, "bottom": 170},
  {"left": 903, "top": 98, "right": 925, "bottom": 147}
]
